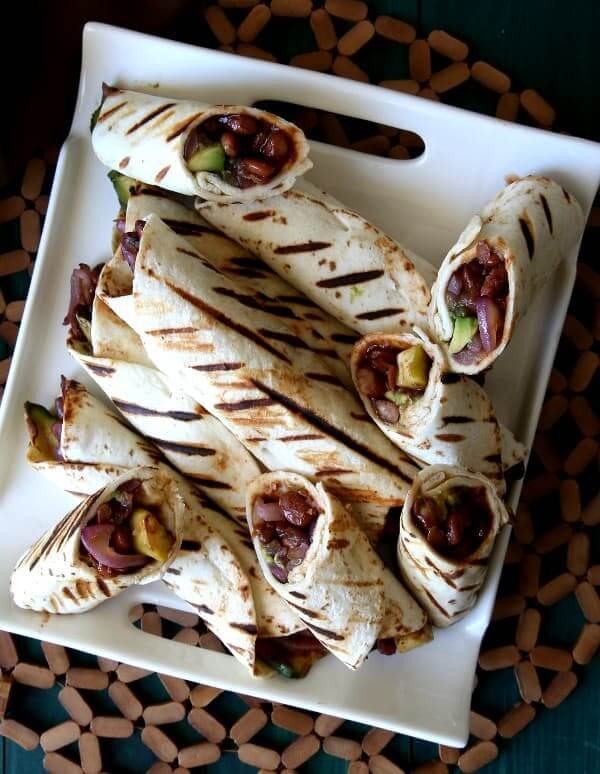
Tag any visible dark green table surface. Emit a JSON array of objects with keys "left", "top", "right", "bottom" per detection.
[{"left": 1, "top": 1, "right": 598, "bottom": 772}]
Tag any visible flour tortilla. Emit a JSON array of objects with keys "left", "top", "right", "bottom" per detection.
[
  {"left": 92, "top": 86, "right": 311, "bottom": 202},
  {"left": 198, "top": 179, "right": 436, "bottom": 334},
  {"left": 11, "top": 466, "right": 184, "bottom": 614},
  {"left": 108, "top": 188, "right": 357, "bottom": 388},
  {"left": 246, "top": 471, "right": 385, "bottom": 670},
  {"left": 130, "top": 214, "right": 420, "bottom": 542},
  {"left": 351, "top": 329, "right": 527, "bottom": 491},
  {"left": 397, "top": 465, "right": 510, "bottom": 627},
  {"left": 429, "top": 176, "right": 584, "bottom": 374}
]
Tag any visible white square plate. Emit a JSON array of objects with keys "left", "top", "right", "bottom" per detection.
[{"left": 0, "top": 22, "right": 599, "bottom": 747}]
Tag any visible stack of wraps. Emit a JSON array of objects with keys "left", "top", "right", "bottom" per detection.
[
  {"left": 11, "top": 466, "right": 185, "bottom": 614},
  {"left": 397, "top": 465, "right": 510, "bottom": 627},
  {"left": 246, "top": 472, "right": 430, "bottom": 670},
  {"left": 429, "top": 176, "right": 584, "bottom": 373},
  {"left": 92, "top": 86, "right": 312, "bottom": 202},
  {"left": 22, "top": 379, "right": 304, "bottom": 677},
  {"left": 198, "top": 180, "right": 436, "bottom": 334},
  {"left": 124, "top": 213, "right": 421, "bottom": 542},
  {"left": 350, "top": 329, "right": 526, "bottom": 490}
]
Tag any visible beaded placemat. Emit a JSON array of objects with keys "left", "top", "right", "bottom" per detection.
[{"left": 0, "top": 3, "right": 598, "bottom": 772}]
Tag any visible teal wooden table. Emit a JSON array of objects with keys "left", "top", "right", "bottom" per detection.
[{"left": 0, "top": 1, "right": 598, "bottom": 772}]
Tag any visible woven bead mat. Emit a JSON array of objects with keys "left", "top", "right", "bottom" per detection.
[{"left": 0, "top": 3, "right": 598, "bottom": 773}]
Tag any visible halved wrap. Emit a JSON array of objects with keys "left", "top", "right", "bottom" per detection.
[
  {"left": 351, "top": 329, "right": 527, "bottom": 490},
  {"left": 24, "top": 379, "right": 310, "bottom": 677},
  {"left": 129, "top": 214, "right": 420, "bottom": 542},
  {"left": 11, "top": 466, "right": 184, "bottom": 614},
  {"left": 198, "top": 179, "right": 436, "bottom": 334},
  {"left": 246, "top": 471, "right": 429, "bottom": 669},
  {"left": 105, "top": 181, "right": 358, "bottom": 387},
  {"left": 91, "top": 85, "right": 311, "bottom": 202},
  {"left": 429, "top": 176, "right": 584, "bottom": 373},
  {"left": 397, "top": 465, "right": 510, "bottom": 627}
]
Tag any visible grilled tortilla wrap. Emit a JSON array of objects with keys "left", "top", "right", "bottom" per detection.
[
  {"left": 198, "top": 179, "right": 436, "bottom": 334},
  {"left": 107, "top": 183, "right": 357, "bottom": 387},
  {"left": 25, "top": 380, "right": 304, "bottom": 675},
  {"left": 397, "top": 465, "right": 510, "bottom": 627},
  {"left": 429, "top": 176, "right": 584, "bottom": 374},
  {"left": 11, "top": 466, "right": 184, "bottom": 614},
  {"left": 246, "top": 471, "right": 386, "bottom": 670},
  {"left": 351, "top": 329, "right": 526, "bottom": 491},
  {"left": 130, "top": 214, "right": 420, "bottom": 542},
  {"left": 92, "top": 86, "right": 311, "bottom": 202}
]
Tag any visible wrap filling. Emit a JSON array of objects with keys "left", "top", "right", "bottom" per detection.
[
  {"left": 63, "top": 263, "right": 103, "bottom": 342},
  {"left": 184, "top": 114, "right": 295, "bottom": 189},
  {"left": 411, "top": 485, "right": 492, "bottom": 559},
  {"left": 355, "top": 343, "right": 432, "bottom": 425},
  {"left": 252, "top": 485, "right": 321, "bottom": 584},
  {"left": 445, "top": 240, "right": 508, "bottom": 364}
]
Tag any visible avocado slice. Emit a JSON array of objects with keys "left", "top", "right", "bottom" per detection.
[
  {"left": 108, "top": 170, "right": 138, "bottom": 210},
  {"left": 25, "top": 402, "right": 60, "bottom": 462},
  {"left": 384, "top": 390, "right": 412, "bottom": 408},
  {"left": 130, "top": 508, "right": 174, "bottom": 562},
  {"left": 448, "top": 316, "right": 478, "bottom": 355},
  {"left": 396, "top": 345, "right": 431, "bottom": 390},
  {"left": 262, "top": 648, "right": 325, "bottom": 679},
  {"left": 90, "top": 104, "right": 101, "bottom": 133},
  {"left": 187, "top": 143, "right": 226, "bottom": 174}
]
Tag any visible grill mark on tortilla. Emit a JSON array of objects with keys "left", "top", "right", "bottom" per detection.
[
  {"left": 310, "top": 329, "right": 325, "bottom": 340},
  {"left": 425, "top": 557, "right": 458, "bottom": 588},
  {"left": 484, "top": 453, "right": 503, "bottom": 463},
  {"left": 62, "top": 587, "right": 78, "bottom": 604},
  {"left": 441, "top": 373, "right": 461, "bottom": 385},
  {"left": 196, "top": 604, "right": 213, "bottom": 615},
  {"left": 540, "top": 194, "right": 553, "bottom": 233},
  {"left": 155, "top": 165, "right": 170, "bottom": 182},
  {"left": 146, "top": 437, "right": 216, "bottom": 456},
  {"left": 243, "top": 210, "right": 275, "bottom": 221},
  {"left": 251, "top": 378, "right": 412, "bottom": 482},
  {"left": 435, "top": 433, "right": 466, "bottom": 442},
  {"left": 317, "top": 270, "right": 384, "bottom": 289},
  {"left": 86, "top": 363, "right": 116, "bottom": 377},
  {"left": 306, "top": 372, "right": 344, "bottom": 387},
  {"left": 164, "top": 279, "right": 291, "bottom": 364},
  {"left": 277, "top": 294, "right": 319, "bottom": 308},
  {"left": 166, "top": 112, "right": 203, "bottom": 141},
  {"left": 112, "top": 399, "right": 203, "bottom": 421},
  {"left": 165, "top": 567, "right": 181, "bottom": 575},
  {"left": 281, "top": 433, "right": 324, "bottom": 442},
  {"left": 126, "top": 103, "right": 176, "bottom": 134},
  {"left": 187, "top": 476, "right": 232, "bottom": 490},
  {"left": 146, "top": 326, "right": 199, "bottom": 336},
  {"left": 519, "top": 215, "right": 535, "bottom": 260},
  {"left": 331, "top": 332, "right": 359, "bottom": 344},
  {"left": 230, "top": 622, "right": 258, "bottom": 634},
  {"left": 562, "top": 187, "right": 571, "bottom": 203},
  {"left": 424, "top": 589, "right": 449, "bottom": 617},
  {"left": 98, "top": 100, "right": 128, "bottom": 123},
  {"left": 309, "top": 624, "right": 345, "bottom": 641},
  {"left": 274, "top": 241, "right": 332, "bottom": 255},
  {"left": 257, "top": 329, "right": 310, "bottom": 350},
  {"left": 97, "top": 579, "right": 112, "bottom": 597},
  {"left": 442, "top": 416, "right": 475, "bottom": 424},
  {"left": 181, "top": 540, "right": 202, "bottom": 551},
  {"left": 461, "top": 584, "right": 480, "bottom": 591},
  {"left": 191, "top": 362, "right": 243, "bottom": 372},
  {"left": 162, "top": 219, "right": 216, "bottom": 236},
  {"left": 176, "top": 246, "right": 204, "bottom": 260},
  {"left": 355, "top": 307, "right": 404, "bottom": 321},
  {"left": 315, "top": 468, "right": 352, "bottom": 476},
  {"left": 351, "top": 411, "right": 371, "bottom": 422},
  {"left": 76, "top": 580, "right": 91, "bottom": 599},
  {"left": 227, "top": 267, "right": 269, "bottom": 279},
  {"left": 327, "top": 538, "right": 350, "bottom": 549},
  {"left": 213, "top": 286, "right": 299, "bottom": 320},
  {"left": 288, "top": 602, "right": 322, "bottom": 619},
  {"left": 215, "top": 398, "right": 277, "bottom": 411},
  {"left": 119, "top": 157, "right": 130, "bottom": 169},
  {"left": 227, "top": 256, "right": 272, "bottom": 272}
]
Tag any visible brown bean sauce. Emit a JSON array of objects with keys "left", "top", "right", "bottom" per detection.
[
  {"left": 184, "top": 113, "right": 295, "bottom": 189},
  {"left": 412, "top": 486, "right": 491, "bottom": 560}
]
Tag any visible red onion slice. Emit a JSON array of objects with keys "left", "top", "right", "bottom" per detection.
[
  {"left": 476, "top": 297, "right": 501, "bottom": 352},
  {"left": 80, "top": 523, "right": 148, "bottom": 571},
  {"left": 254, "top": 499, "right": 284, "bottom": 522}
]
